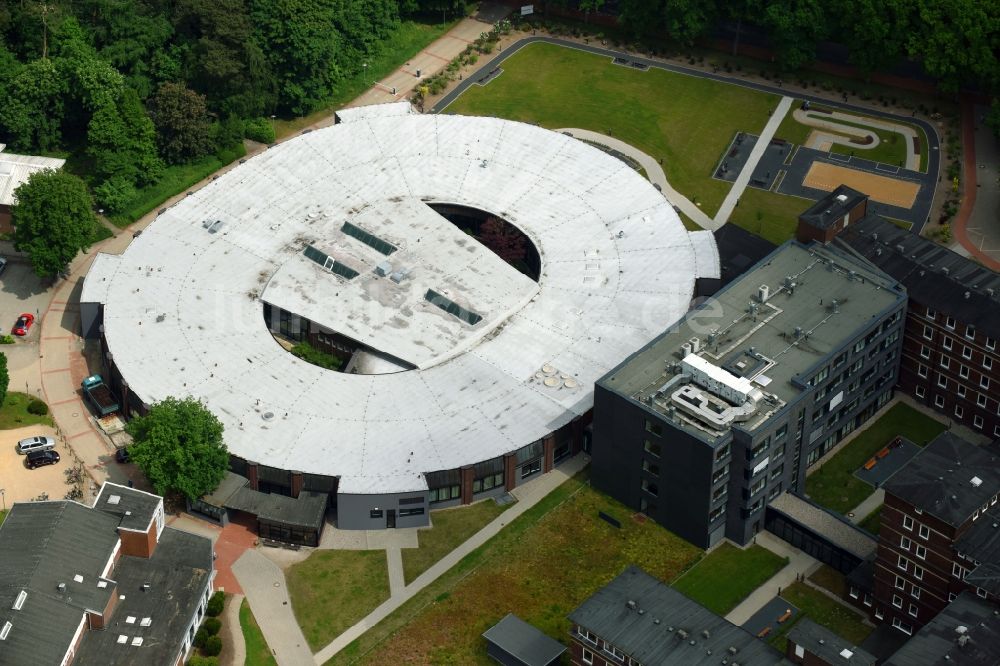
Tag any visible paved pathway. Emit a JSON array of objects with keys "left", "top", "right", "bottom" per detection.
[
  {"left": 953, "top": 99, "right": 1000, "bottom": 269},
  {"left": 387, "top": 547, "right": 405, "bottom": 597},
  {"left": 221, "top": 592, "right": 247, "bottom": 666},
  {"left": 724, "top": 530, "right": 821, "bottom": 626},
  {"left": 312, "top": 454, "right": 589, "bottom": 665},
  {"left": 556, "top": 128, "right": 715, "bottom": 229},
  {"left": 793, "top": 108, "right": 921, "bottom": 170},
  {"left": 234, "top": 549, "right": 314, "bottom": 666},
  {"left": 848, "top": 489, "right": 884, "bottom": 525},
  {"left": 714, "top": 96, "right": 794, "bottom": 225}
]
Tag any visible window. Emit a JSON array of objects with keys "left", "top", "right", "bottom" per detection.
[
  {"left": 892, "top": 618, "right": 913, "bottom": 635},
  {"left": 946, "top": 316, "right": 956, "bottom": 329},
  {"left": 938, "top": 375, "right": 948, "bottom": 389},
  {"left": 960, "top": 364, "right": 970, "bottom": 378},
  {"left": 641, "top": 479, "right": 658, "bottom": 497},
  {"left": 984, "top": 357, "right": 994, "bottom": 371},
  {"left": 900, "top": 536, "right": 912, "bottom": 550},
  {"left": 895, "top": 575, "right": 905, "bottom": 590},
  {"left": 923, "top": 325, "right": 933, "bottom": 340},
  {"left": 912, "top": 586, "right": 921, "bottom": 600},
  {"left": 897, "top": 556, "right": 908, "bottom": 572},
  {"left": 953, "top": 562, "right": 968, "bottom": 579},
  {"left": 974, "top": 415, "right": 984, "bottom": 429},
  {"left": 645, "top": 420, "right": 662, "bottom": 436},
  {"left": 715, "top": 443, "right": 731, "bottom": 461},
  {"left": 915, "top": 544, "right": 926, "bottom": 559},
  {"left": 977, "top": 587, "right": 988, "bottom": 599},
  {"left": 918, "top": 524, "right": 930, "bottom": 539},
  {"left": 849, "top": 586, "right": 859, "bottom": 599},
  {"left": 943, "top": 336, "right": 954, "bottom": 351},
  {"left": 520, "top": 459, "right": 542, "bottom": 479},
  {"left": 903, "top": 515, "right": 914, "bottom": 530},
  {"left": 966, "top": 324, "right": 976, "bottom": 339},
  {"left": 875, "top": 608, "right": 884, "bottom": 620},
  {"left": 428, "top": 484, "right": 460, "bottom": 503},
  {"left": 918, "top": 364, "right": 929, "bottom": 378},
  {"left": 926, "top": 308, "right": 936, "bottom": 320},
  {"left": 863, "top": 593, "right": 872, "bottom": 607},
  {"left": 642, "top": 460, "right": 659, "bottom": 476},
  {"left": 988, "top": 337, "right": 997, "bottom": 351},
  {"left": 369, "top": 509, "right": 383, "bottom": 519},
  {"left": 608, "top": 645, "right": 625, "bottom": 662},
  {"left": 582, "top": 648, "right": 594, "bottom": 665},
  {"left": 935, "top": 395, "right": 945, "bottom": 408},
  {"left": 978, "top": 394, "right": 988, "bottom": 407},
  {"left": 958, "top": 385, "right": 967, "bottom": 398},
  {"left": 580, "top": 630, "right": 597, "bottom": 645},
  {"left": 920, "top": 345, "right": 931, "bottom": 359},
  {"left": 982, "top": 376, "right": 991, "bottom": 389},
  {"left": 398, "top": 507, "right": 424, "bottom": 517},
  {"left": 963, "top": 346, "right": 973, "bottom": 360},
  {"left": 892, "top": 594, "right": 903, "bottom": 608},
  {"left": 915, "top": 386, "right": 926, "bottom": 398},
  {"left": 644, "top": 440, "right": 661, "bottom": 457},
  {"left": 908, "top": 604, "right": 919, "bottom": 618},
  {"left": 940, "top": 355, "right": 951, "bottom": 369},
  {"left": 955, "top": 405, "right": 964, "bottom": 419}
]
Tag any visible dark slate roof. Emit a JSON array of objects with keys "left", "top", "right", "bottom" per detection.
[
  {"left": 846, "top": 559, "right": 875, "bottom": 591},
  {"left": 838, "top": 215, "right": 1000, "bottom": 334},
  {"left": 768, "top": 493, "right": 876, "bottom": 560},
  {"left": 200, "top": 471, "right": 249, "bottom": 506},
  {"left": 74, "top": 528, "right": 214, "bottom": 666},
  {"left": 567, "top": 566, "right": 784, "bottom": 665},
  {"left": 799, "top": 185, "right": 868, "bottom": 229},
  {"left": 885, "top": 591, "right": 1000, "bottom": 666},
  {"left": 224, "top": 487, "right": 327, "bottom": 529},
  {"left": 0, "top": 502, "right": 121, "bottom": 666},
  {"left": 94, "top": 482, "right": 162, "bottom": 532},
  {"left": 883, "top": 432, "right": 1000, "bottom": 528},
  {"left": 481, "top": 613, "right": 566, "bottom": 666},
  {"left": 956, "top": 507, "right": 1000, "bottom": 596},
  {"left": 712, "top": 224, "right": 777, "bottom": 288},
  {"left": 788, "top": 618, "right": 876, "bottom": 665}
]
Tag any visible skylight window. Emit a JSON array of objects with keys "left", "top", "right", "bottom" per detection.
[
  {"left": 341, "top": 221, "right": 397, "bottom": 255},
  {"left": 12, "top": 590, "right": 26, "bottom": 611},
  {"left": 303, "top": 246, "right": 359, "bottom": 280},
  {"left": 425, "top": 289, "right": 482, "bottom": 325}
]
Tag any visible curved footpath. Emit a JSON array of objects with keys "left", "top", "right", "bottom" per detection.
[{"left": 792, "top": 108, "right": 920, "bottom": 170}]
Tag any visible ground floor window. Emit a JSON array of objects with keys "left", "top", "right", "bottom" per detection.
[
  {"left": 520, "top": 459, "right": 542, "bottom": 480},
  {"left": 428, "top": 485, "right": 460, "bottom": 503},
  {"left": 892, "top": 618, "right": 913, "bottom": 635},
  {"left": 399, "top": 508, "right": 424, "bottom": 517},
  {"left": 473, "top": 472, "right": 503, "bottom": 493}
]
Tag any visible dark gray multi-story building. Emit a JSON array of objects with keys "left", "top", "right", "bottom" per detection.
[{"left": 592, "top": 241, "right": 907, "bottom": 548}]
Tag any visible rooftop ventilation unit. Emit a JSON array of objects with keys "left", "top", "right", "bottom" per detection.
[
  {"left": 757, "top": 284, "right": 770, "bottom": 303},
  {"left": 626, "top": 600, "right": 637, "bottom": 610},
  {"left": 835, "top": 194, "right": 848, "bottom": 203},
  {"left": 202, "top": 220, "right": 224, "bottom": 234},
  {"left": 971, "top": 476, "right": 983, "bottom": 487},
  {"left": 374, "top": 260, "right": 393, "bottom": 277},
  {"left": 688, "top": 337, "right": 701, "bottom": 353}
]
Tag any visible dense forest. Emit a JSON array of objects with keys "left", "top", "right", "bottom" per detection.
[{"left": 0, "top": 0, "right": 996, "bottom": 218}]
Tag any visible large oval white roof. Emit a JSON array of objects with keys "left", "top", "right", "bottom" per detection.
[{"left": 86, "top": 103, "right": 719, "bottom": 494}]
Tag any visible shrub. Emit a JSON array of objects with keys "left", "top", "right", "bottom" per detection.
[
  {"left": 0, "top": 335, "right": 14, "bottom": 345},
  {"left": 206, "top": 591, "right": 225, "bottom": 617},
  {"left": 202, "top": 635, "right": 223, "bottom": 657},
  {"left": 27, "top": 399, "right": 48, "bottom": 415},
  {"left": 193, "top": 627, "right": 208, "bottom": 649},
  {"left": 243, "top": 118, "right": 275, "bottom": 144},
  {"left": 202, "top": 617, "right": 222, "bottom": 636},
  {"left": 187, "top": 656, "right": 219, "bottom": 666},
  {"left": 93, "top": 176, "right": 138, "bottom": 215}
]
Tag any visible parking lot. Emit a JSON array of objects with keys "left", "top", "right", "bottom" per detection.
[{"left": 0, "top": 425, "right": 78, "bottom": 505}]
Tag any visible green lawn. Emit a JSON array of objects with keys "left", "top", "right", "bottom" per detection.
[
  {"left": 448, "top": 42, "right": 780, "bottom": 218},
  {"left": 326, "top": 471, "right": 701, "bottom": 665},
  {"left": 0, "top": 392, "right": 55, "bottom": 430},
  {"left": 274, "top": 18, "right": 459, "bottom": 140},
  {"left": 0, "top": 510, "right": 6, "bottom": 525},
  {"left": 771, "top": 581, "right": 872, "bottom": 653},
  {"left": 240, "top": 599, "right": 278, "bottom": 666},
  {"left": 109, "top": 144, "right": 247, "bottom": 226},
  {"left": 859, "top": 505, "right": 883, "bottom": 536},
  {"left": 672, "top": 542, "right": 787, "bottom": 615},
  {"left": 286, "top": 550, "right": 390, "bottom": 651},
  {"left": 807, "top": 565, "right": 846, "bottom": 598},
  {"left": 725, "top": 186, "right": 813, "bottom": 245},
  {"left": 403, "top": 500, "right": 511, "bottom": 585},
  {"left": 805, "top": 402, "right": 947, "bottom": 514}
]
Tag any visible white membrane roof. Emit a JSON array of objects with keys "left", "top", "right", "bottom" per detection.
[
  {"left": 0, "top": 145, "right": 66, "bottom": 206},
  {"left": 89, "top": 105, "right": 719, "bottom": 494}
]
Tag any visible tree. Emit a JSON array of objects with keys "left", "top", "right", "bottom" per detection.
[
  {"left": 0, "top": 57, "right": 66, "bottom": 150},
  {"left": 87, "top": 87, "right": 163, "bottom": 187},
  {"left": 477, "top": 217, "right": 527, "bottom": 266},
  {"left": 147, "top": 82, "right": 212, "bottom": 163},
  {"left": 11, "top": 170, "right": 98, "bottom": 277},
  {"left": 125, "top": 396, "right": 229, "bottom": 499},
  {"left": 0, "top": 352, "right": 8, "bottom": 408}
]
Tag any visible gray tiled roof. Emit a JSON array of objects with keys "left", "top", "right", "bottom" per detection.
[
  {"left": 788, "top": 617, "right": 876, "bottom": 665},
  {"left": 482, "top": 613, "right": 566, "bottom": 666},
  {"left": 885, "top": 592, "right": 1000, "bottom": 666},
  {"left": 799, "top": 185, "right": 868, "bottom": 230},
  {"left": 567, "top": 566, "right": 784, "bottom": 665},
  {"left": 93, "top": 483, "right": 162, "bottom": 532}
]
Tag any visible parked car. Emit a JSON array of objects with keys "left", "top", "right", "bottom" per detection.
[
  {"left": 26, "top": 450, "right": 60, "bottom": 469},
  {"left": 17, "top": 435, "right": 56, "bottom": 455},
  {"left": 12, "top": 313, "right": 34, "bottom": 336}
]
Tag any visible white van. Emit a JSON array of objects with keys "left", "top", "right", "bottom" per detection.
[{"left": 17, "top": 435, "right": 56, "bottom": 455}]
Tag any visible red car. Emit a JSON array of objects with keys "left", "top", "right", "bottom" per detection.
[{"left": 12, "top": 313, "right": 34, "bottom": 336}]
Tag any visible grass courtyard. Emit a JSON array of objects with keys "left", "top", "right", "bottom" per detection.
[
  {"left": 287, "top": 549, "right": 391, "bottom": 651},
  {"left": 327, "top": 471, "right": 701, "bottom": 665},
  {"left": 805, "top": 402, "right": 947, "bottom": 514},
  {"left": 859, "top": 505, "right": 883, "bottom": 536},
  {"left": 0, "top": 392, "right": 55, "bottom": 430},
  {"left": 403, "top": 499, "right": 511, "bottom": 584},
  {"left": 447, "top": 42, "right": 781, "bottom": 220},
  {"left": 672, "top": 542, "right": 787, "bottom": 615}
]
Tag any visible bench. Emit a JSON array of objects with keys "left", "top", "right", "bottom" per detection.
[
  {"left": 864, "top": 458, "right": 877, "bottom": 470},
  {"left": 757, "top": 626, "right": 772, "bottom": 638},
  {"left": 778, "top": 609, "right": 793, "bottom": 623},
  {"left": 877, "top": 447, "right": 891, "bottom": 459}
]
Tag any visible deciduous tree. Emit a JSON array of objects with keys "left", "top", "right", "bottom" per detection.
[
  {"left": 147, "top": 81, "right": 212, "bottom": 163},
  {"left": 126, "top": 396, "right": 229, "bottom": 499}
]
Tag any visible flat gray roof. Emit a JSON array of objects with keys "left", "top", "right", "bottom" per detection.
[
  {"left": 601, "top": 241, "right": 903, "bottom": 440},
  {"left": 482, "top": 613, "right": 566, "bottom": 666},
  {"left": 84, "top": 104, "right": 719, "bottom": 494}
]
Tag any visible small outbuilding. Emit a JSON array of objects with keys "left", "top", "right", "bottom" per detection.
[{"left": 482, "top": 613, "right": 566, "bottom": 666}]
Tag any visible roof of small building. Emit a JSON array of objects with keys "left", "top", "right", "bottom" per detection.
[
  {"left": 883, "top": 432, "right": 1000, "bottom": 528},
  {"left": 481, "top": 613, "right": 566, "bottom": 666},
  {"left": 0, "top": 145, "right": 66, "bottom": 207},
  {"left": 787, "top": 618, "right": 876, "bottom": 665},
  {"left": 885, "top": 592, "right": 1000, "bottom": 666},
  {"left": 839, "top": 215, "right": 1000, "bottom": 335},
  {"left": 93, "top": 482, "right": 162, "bottom": 532},
  {"left": 799, "top": 185, "right": 868, "bottom": 230},
  {"left": 568, "top": 566, "right": 784, "bottom": 665},
  {"left": 84, "top": 103, "right": 719, "bottom": 494},
  {"left": 73, "top": 528, "right": 214, "bottom": 666},
  {"left": 956, "top": 506, "right": 1000, "bottom": 596},
  {"left": 223, "top": 487, "right": 328, "bottom": 529},
  {"left": 768, "top": 493, "right": 877, "bottom": 560}
]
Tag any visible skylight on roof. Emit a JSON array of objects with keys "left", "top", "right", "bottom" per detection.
[
  {"left": 108, "top": 495, "right": 121, "bottom": 505},
  {"left": 131, "top": 637, "right": 143, "bottom": 646},
  {"left": 303, "top": 246, "right": 359, "bottom": 280},
  {"left": 425, "top": 289, "right": 482, "bottom": 326},
  {"left": 73, "top": 574, "right": 83, "bottom": 584},
  {"left": 1, "top": 622, "right": 12, "bottom": 641},
  {"left": 116, "top": 635, "right": 128, "bottom": 645},
  {"left": 12, "top": 590, "right": 26, "bottom": 611},
  {"left": 126, "top": 616, "right": 136, "bottom": 624},
  {"left": 140, "top": 617, "right": 152, "bottom": 627},
  {"left": 341, "top": 221, "right": 396, "bottom": 255}
]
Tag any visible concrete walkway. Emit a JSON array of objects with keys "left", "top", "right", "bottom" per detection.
[
  {"left": 387, "top": 547, "right": 405, "bottom": 597},
  {"left": 714, "top": 96, "right": 793, "bottom": 225},
  {"left": 233, "top": 549, "right": 313, "bottom": 666},
  {"left": 724, "top": 531, "right": 821, "bottom": 626},
  {"left": 221, "top": 592, "right": 247, "bottom": 666},
  {"left": 794, "top": 108, "right": 921, "bottom": 170},
  {"left": 312, "top": 454, "right": 589, "bottom": 665},
  {"left": 849, "top": 489, "right": 884, "bottom": 525},
  {"left": 556, "top": 128, "right": 716, "bottom": 229}
]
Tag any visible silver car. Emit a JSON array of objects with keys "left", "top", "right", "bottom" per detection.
[{"left": 17, "top": 435, "right": 56, "bottom": 455}]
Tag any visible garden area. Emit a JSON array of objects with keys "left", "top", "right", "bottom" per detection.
[
  {"left": 287, "top": 549, "right": 391, "bottom": 651},
  {"left": 326, "top": 471, "right": 701, "bottom": 665},
  {"left": 671, "top": 542, "right": 788, "bottom": 615},
  {"left": 186, "top": 591, "right": 227, "bottom": 666},
  {"left": 0, "top": 392, "right": 54, "bottom": 430},
  {"left": 402, "top": 500, "right": 511, "bottom": 585},
  {"left": 770, "top": 582, "right": 872, "bottom": 653},
  {"left": 805, "top": 402, "right": 947, "bottom": 514}
]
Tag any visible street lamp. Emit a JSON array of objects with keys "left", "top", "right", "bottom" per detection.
[
  {"left": 362, "top": 62, "right": 368, "bottom": 84},
  {"left": 1, "top": 489, "right": 6, "bottom": 512}
]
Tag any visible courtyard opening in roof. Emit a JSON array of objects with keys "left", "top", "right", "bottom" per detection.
[{"left": 426, "top": 203, "right": 541, "bottom": 281}]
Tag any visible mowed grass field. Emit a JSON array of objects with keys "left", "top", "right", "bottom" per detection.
[
  {"left": 672, "top": 542, "right": 787, "bottom": 615},
  {"left": 447, "top": 42, "right": 779, "bottom": 218},
  {"left": 328, "top": 471, "right": 701, "bottom": 665}
]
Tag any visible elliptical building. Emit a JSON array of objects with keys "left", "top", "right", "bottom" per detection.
[{"left": 80, "top": 103, "right": 719, "bottom": 530}]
